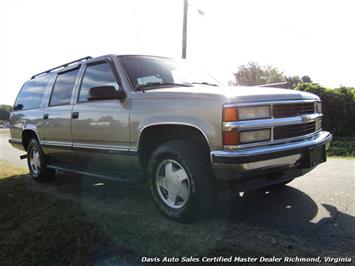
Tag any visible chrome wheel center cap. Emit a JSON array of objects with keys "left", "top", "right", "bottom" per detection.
[{"left": 155, "top": 159, "right": 191, "bottom": 209}]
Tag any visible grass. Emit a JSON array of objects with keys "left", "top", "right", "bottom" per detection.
[
  {"left": 0, "top": 162, "right": 28, "bottom": 176},
  {"left": 0, "top": 161, "right": 353, "bottom": 266},
  {"left": 0, "top": 162, "right": 109, "bottom": 266},
  {"left": 327, "top": 136, "right": 355, "bottom": 157}
]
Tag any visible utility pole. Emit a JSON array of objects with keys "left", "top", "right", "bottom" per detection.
[{"left": 182, "top": 0, "right": 188, "bottom": 59}]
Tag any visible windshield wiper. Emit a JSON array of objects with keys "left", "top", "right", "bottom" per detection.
[
  {"left": 136, "top": 82, "right": 192, "bottom": 91},
  {"left": 192, "top": 82, "right": 218, "bottom": 87}
]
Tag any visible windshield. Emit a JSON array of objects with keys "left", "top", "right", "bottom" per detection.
[{"left": 119, "top": 55, "right": 220, "bottom": 90}]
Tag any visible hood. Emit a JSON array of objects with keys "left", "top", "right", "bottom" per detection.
[{"left": 146, "top": 85, "right": 319, "bottom": 103}]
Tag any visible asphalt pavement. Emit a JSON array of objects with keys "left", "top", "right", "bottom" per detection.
[
  {"left": 0, "top": 129, "right": 27, "bottom": 167},
  {"left": 221, "top": 158, "right": 355, "bottom": 255},
  {"left": 1, "top": 128, "right": 355, "bottom": 256}
]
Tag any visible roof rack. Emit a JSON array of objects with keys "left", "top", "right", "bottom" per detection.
[{"left": 31, "top": 56, "right": 92, "bottom": 79}]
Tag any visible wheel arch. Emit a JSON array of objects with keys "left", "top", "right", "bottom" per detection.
[
  {"left": 22, "top": 129, "right": 41, "bottom": 151},
  {"left": 137, "top": 123, "right": 211, "bottom": 169}
]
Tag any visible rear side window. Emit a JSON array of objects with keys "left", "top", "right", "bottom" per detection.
[
  {"left": 78, "top": 62, "right": 119, "bottom": 102},
  {"left": 14, "top": 75, "right": 49, "bottom": 110},
  {"left": 49, "top": 68, "right": 79, "bottom": 106}
]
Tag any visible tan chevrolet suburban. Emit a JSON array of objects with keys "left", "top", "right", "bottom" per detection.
[{"left": 9, "top": 54, "right": 332, "bottom": 221}]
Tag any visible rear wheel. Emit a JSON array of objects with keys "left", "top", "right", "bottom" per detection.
[
  {"left": 147, "top": 140, "right": 216, "bottom": 221},
  {"left": 27, "top": 139, "right": 55, "bottom": 182}
]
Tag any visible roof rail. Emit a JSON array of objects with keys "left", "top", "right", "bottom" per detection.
[{"left": 31, "top": 56, "right": 92, "bottom": 79}]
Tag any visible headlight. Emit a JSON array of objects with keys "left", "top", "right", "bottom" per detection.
[
  {"left": 316, "top": 102, "right": 322, "bottom": 113},
  {"left": 223, "top": 105, "right": 271, "bottom": 122},
  {"left": 240, "top": 129, "right": 271, "bottom": 144},
  {"left": 239, "top": 106, "right": 271, "bottom": 120}
]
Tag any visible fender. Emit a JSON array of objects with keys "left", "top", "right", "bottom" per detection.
[{"left": 135, "top": 115, "right": 217, "bottom": 151}]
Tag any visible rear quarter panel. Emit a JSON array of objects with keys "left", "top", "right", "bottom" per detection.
[{"left": 9, "top": 109, "right": 45, "bottom": 150}]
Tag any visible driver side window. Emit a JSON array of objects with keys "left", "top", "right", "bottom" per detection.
[{"left": 79, "top": 62, "right": 119, "bottom": 102}]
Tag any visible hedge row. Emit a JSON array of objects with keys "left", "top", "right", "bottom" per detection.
[{"left": 295, "top": 83, "right": 355, "bottom": 136}]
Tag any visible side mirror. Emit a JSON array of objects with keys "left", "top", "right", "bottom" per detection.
[
  {"left": 13, "top": 104, "right": 24, "bottom": 111},
  {"left": 87, "top": 86, "right": 126, "bottom": 101}
]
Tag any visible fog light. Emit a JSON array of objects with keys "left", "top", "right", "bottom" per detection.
[{"left": 240, "top": 129, "right": 271, "bottom": 144}]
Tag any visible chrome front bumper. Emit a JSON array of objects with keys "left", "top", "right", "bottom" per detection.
[{"left": 211, "top": 131, "right": 332, "bottom": 181}]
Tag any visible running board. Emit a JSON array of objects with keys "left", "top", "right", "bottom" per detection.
[
  {"left": 47, "top": 163, "right": 144, "bottom": 183},
  {"left": 20, "top": 154, "right": 27, "bottom": 160}
]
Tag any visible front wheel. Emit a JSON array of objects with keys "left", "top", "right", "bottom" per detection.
[
  {"left": 27, "top": 139, "right": 55, "bottom": 182},
  {"left": 147, "top": 140, "right": 216, "bottom": 222}
]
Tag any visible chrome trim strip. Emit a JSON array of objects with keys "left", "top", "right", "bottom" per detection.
[
  {"left": 9, "top": 138, "right": 22, "bottom": 144},
  {"left": 224, "top": 129, "right": 322, "bottom": 149},
  {"left": 241, "top": 154, "right": 302, "bottom": 171},
  {"left": 40, "top": 141, "right": 137, "bottom": 154},
  {"left": 129, "top": 147, "right": 138, "bottom": 152},
  {"left": 270, "top": 123, "right": 274, "bottom": 142},
  {"left": 72, "top": 143, "right": 130, "bottom": 151},
  {"left": 211, "top": 131, "right": 332, "bottom": 160},
  {"left": 224, "top": 99, "right": 318, "bottom": 108},
  {"left": 270, "top": 103, "right": 274, "bottom": 119},
  {"left": 223, "top": 114, "right": 322, "bottom": 131},
  {"left": 41, "top": 141, "right": 72, "bottom": 147}
]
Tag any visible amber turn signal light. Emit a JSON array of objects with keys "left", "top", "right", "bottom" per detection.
[
  {"left": 223, "top": 107, "right": 238, "bottom": 122},
  {"left": 223, "top": 131, "right": 240, "bottom": 145}
]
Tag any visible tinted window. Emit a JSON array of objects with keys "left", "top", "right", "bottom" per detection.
[
  {"left": 15, "top": 75, "right": 49, "bottom": 110},
  {"left": 79, "top": 62, "right": 119, "bottom": 102},
  {"left": 50, "top": 68, "right": 79, "bottom": 106}
]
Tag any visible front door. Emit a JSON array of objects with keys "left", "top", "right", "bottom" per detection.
[{"left": 71, "top": 60, "right": 131, "bottom": 172}]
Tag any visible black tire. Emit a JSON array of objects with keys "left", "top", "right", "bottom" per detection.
[
  {"left": 27, "top": 139, "right": 55, "bottom": 182},
  {"left": 146, "top": 140, "right": 216, "bottom": 222}
]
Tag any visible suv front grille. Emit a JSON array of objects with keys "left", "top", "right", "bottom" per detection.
[
  {"left": 273, "top": 103, "right": 315, "bottom": 118},
  {"left": 274, "top": 122, "right": 316, "bottom": 140}
]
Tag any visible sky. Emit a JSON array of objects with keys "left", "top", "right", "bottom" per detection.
[{"left": 0, "top": 0, "right": 354, "bottom": 105}]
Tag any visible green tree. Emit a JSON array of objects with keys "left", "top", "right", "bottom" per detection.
[
  {"left": 301, "top": 75, "right": 312, "bottom": 83},
  {"left": 285, "top": 75, "right": 312, "bottom": 89},
  {"left": 0, "top": 104, "right": 12, "bottom": 121},
  {"left": 233, "top": 62, "right": 285, "bottom": 86},
  {"left": 285, "top": 75, "right": 301, "bottom": 89}
]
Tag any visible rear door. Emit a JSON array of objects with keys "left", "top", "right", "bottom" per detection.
[
  {"left": 42, "top": 66, "right": 81, "bottom": 162},
  {"left": 71, "top": 58, "right": 131, "bottom": 171}
]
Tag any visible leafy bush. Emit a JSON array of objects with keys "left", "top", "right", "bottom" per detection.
[
  {"left": 295, "top": 83, "right": 355, "bottom": 137},
  {"left": 327, "top": 137, "right": 355, "bottom": 157}
]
